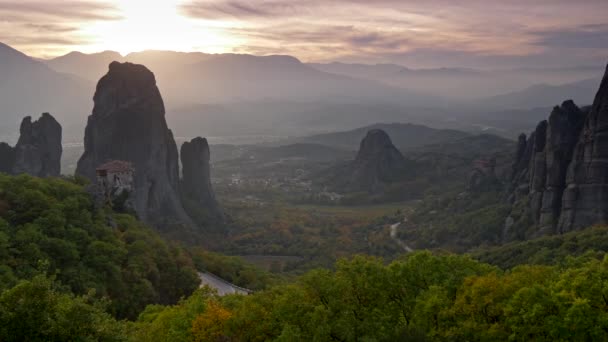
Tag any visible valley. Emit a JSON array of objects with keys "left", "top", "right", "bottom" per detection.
[{"left": 2, "top": 1, "right": 608, "bottom": 338}]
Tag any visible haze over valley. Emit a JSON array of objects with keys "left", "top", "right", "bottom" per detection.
[{"left": 1, "top": 41, "right": 603, "bottom": 145}]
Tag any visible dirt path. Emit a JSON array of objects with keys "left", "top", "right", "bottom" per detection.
[{"left": 389, "top": 221, "right": 414, "bottom": 253}]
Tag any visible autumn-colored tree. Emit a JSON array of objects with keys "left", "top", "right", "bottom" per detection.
[{"left": 191, "top": 300, "right": 233, "bottom": 342}]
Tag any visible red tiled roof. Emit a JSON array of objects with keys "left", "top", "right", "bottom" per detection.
[{"left": 96, "top": 160, "right": 134, "bottom": 173}]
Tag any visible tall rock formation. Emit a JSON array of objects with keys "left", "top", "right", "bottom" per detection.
[
  {"left": 349, "top": 129, "right": 407, "bottom": 192},
  {"left": 76, "top": 61, "right": 191, "bottom": 227},
  {"left": 558, "top": 67, "right": 608, "bottom": 232},
  {"left": 180, "top": 137, "right": 224, "bottom": 222},
  {"left": 507, "top": 65, "right": 608, "bottom": 237},
  {"left": 0, "top": 113, "right": 62, "bottom": 177},
  {"left": 13, "top": 113, "right": 62, "bottom": 177},
  {"left": 540, "top": 101, "right": 585, "bottom": 232}
]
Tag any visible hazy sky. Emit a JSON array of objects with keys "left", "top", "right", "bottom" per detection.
[{"left": 2, "top": 0, "right": 608, "bottom": 68}]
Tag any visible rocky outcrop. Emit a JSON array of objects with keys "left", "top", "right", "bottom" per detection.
[
  {"left": 507, "top": 66, "right": 608, "bottom": 237},
  {"left": 0, "top": 113, "right": 62, "bottom": 177},
  {"left": 13, "top": 113, "right": 62, "bottom": 177},
  {"left": 557, "top": 67, "right": 608, "bottom": 232},
  {"left": 76, "top": 61, "right": 192, "bottom": 227},
  {"left": 180, "top": 137, "right": 224, "bottom": 222},
  {"left": 468, "top": 157, "right": 499, "bottom": 192},
  {"left": 528, "top": 120, "right": 547, "bottom": 226},
  {"left": 349, "top": 129, "right": 407, "bottom": 192},
  {"left": 540, "top": 101, "right": 585, "bottom": 233},
  {"left": 0, "top": 143, "right": 15, "bottom": 174}
]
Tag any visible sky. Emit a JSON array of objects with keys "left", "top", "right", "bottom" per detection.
[{"left": 1, "top": 0, "right": 608, "bottom": 68}]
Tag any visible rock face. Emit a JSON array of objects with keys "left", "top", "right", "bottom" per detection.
[
  {"left": 508, "top": 65, "right": 608, "bottom": 236},
  {"left": 557, "top": 67, "right": 608, "bottom": 232},
  {"left": 76, "top": 61, "right": 191, "bottom": 227},
  {"left": 0, "top": 143, "right": 15, "bottom": 174},
  {"left": 540, "top": 101, "right": 585, "bottom": 232},
  {"left": 349, "top": 129, "right": 407, "bottom": 192},
  {"left": 180, "top": 137, "right": 224, "bottom": 222},
  {"left": 0, "top": 113, "right": 62, "bottom": 177},
  {"left": 468, "top": 157, "right": 499, "bottom": 192},
  {"left": 13, "top": 113, "right": 62, "bottom": 177}
]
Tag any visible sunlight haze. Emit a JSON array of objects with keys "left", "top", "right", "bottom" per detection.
[{"left": 2, "top": 0, "right": 607, "bottom": 68}]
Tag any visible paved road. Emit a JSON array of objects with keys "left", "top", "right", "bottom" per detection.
[
  {"left": 199, "top": 272, "right": 251, "bottom": 296},
  {"left": 390, "top": 222, "right": 414, "bottom": 253}
]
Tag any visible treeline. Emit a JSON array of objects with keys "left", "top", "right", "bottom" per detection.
[{"left": 128, "top": 251, "right": 608, "bottom": 341}]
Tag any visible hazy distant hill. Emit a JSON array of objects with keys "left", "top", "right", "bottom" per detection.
[
  {"left": 310, "top": 62, "right": 603, "bottom": 100},
  {"left": 45, "top": 50, "right": 124, "bottom": 82},
  {"left": 0, "top": 43, "right": 93, "bottom": 142},
  {"left": 408, "top": 133, "right": 513, "bottom": 156},
  {"left": 212, "top": 143, "right": 353, "bottom": 163},
  {"left": 281, "top": 123, "right": 471, "bottom": 151},
  {"left": 45, "top": 50, "right": 440, "bottom": 108},
  {"left": 165, "top": 101, "right": 456, "bottom": 139},
  {"left": 5, "top": 43, "right": 602, "bottom": 143},
  {"left": 478, "top": 78, "right": 600, "bottom": 109}
]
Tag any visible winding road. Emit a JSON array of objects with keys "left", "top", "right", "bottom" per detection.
[{"left": 198, "top": 272, "right": 251, "bottom": 296}]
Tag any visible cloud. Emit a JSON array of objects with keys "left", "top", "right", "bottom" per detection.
[
  {"left": 0, "top": 0, "right": 120, "bottom": 57},
  {"left": 0, "top": 1, "right": 121, "bottom": 20},
  {"left": 181, "top": 0, "right": 300, "bottom": 19},
  {"left": 3, "top": 0, "right": 608, "bottom": 67},
  {"left": 531, "top": 24, "right": 608, "bottom": 49},
  {"left": 179, "top": 0, "right": 608, "bottom": 68}
]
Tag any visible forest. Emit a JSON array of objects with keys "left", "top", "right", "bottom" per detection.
[{"left": 2, "top": 174, "right": 608, "bottom": 341}]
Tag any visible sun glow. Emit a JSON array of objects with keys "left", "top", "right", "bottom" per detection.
[{"left": 80, "top": 0, "right": 241, "bottom": 55}]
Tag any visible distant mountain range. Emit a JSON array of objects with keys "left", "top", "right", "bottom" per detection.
[
  {"left": 1, "top": 41, "right": 605, "bottom": 142},
  {"left": 310, "top": 62, "right": 602, "bottom": 101},
  {"left": 44, "top": 49, "right": 439, "bottom": 107},
  {"left": 477, "top": 77, "right": 600, "bottom": 109}
]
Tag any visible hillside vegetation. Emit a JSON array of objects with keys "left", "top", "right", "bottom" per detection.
[{"left": 128, "top": 251, "right": 608, "bottom": 341}]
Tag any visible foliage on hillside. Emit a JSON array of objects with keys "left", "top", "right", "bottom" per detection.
[
  {"left": 190, "top": 248, "right": 275, "bottom": 290},
  {"left": 399, "top": 190, "right": 510, "bottom": 252},
  {"left": 0, "top": 275, "right": 126, "bottom": 341},
  {"left": 0, "top": 174, "right": 201, "bottom": 319},
  {"left": 474, "top": 225, "right": 608, "bottom": 269},
  {"left": 129, "top": 251, "right": 608, "bottom": 341}
]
